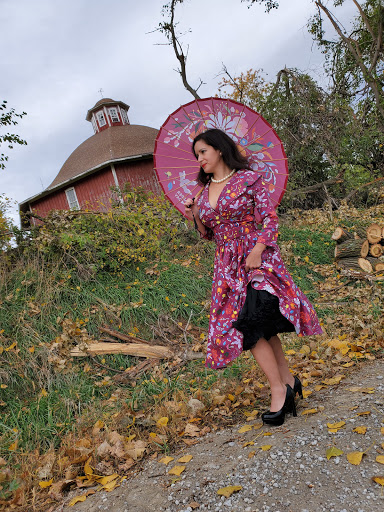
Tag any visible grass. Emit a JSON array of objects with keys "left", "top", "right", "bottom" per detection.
[{"left": 0, "top": 201, "right": 383, "bottom": 509}]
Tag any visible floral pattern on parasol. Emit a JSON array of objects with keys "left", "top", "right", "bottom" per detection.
[{"left": 154, "top": 97, "right": 288, "bottom": 217}]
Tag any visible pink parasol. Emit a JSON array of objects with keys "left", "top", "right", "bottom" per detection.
[{"left": 153, "top": 97, "right": 288, "bottom": 218}]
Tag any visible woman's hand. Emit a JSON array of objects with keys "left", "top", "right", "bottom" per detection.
[
  {"left": 245, "top": 243, "right": 266, "bottom": 272},
  {"left": 184, "top": 197, "right": 198, "bottom": 222}
]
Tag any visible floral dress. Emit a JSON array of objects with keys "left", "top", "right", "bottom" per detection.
[{"left": 196, "top": 170, "right": 323, "bottom": 370}]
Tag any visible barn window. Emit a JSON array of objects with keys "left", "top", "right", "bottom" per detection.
[
  {"left": 65, "top": 187, "right": 80, "bottom": 210},
  {"left": 96, "top": 111, "right": 106, "bottom": 127},
  {"left": 109, "top": 108, "right": 119, "bottom": 123},
  {"left": 121, "top": 109, "right": 128, "bottom": 124}
]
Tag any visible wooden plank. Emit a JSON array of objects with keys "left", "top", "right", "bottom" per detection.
[
  {"left": 99, "top": 326, "right": 151, "bottom": 345},
  {"left": 70, "top": 342, "right": 173, "bottom": 359}
]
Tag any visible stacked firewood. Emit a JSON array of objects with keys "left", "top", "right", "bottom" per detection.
[{"left": 332, "top": 223, "right": 384, "bottom": 273}]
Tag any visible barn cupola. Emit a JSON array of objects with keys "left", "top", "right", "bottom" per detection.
[{"left": 86, "top": 98, "right": 130, "bottom": 134}]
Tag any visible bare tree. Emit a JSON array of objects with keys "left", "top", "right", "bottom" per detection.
[{"left": 157, "top": 0, "right": 203, "bottom": 99}]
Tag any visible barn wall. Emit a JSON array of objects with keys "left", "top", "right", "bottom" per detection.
[
  {"left": 115, "top": 159, "right": 161, "bottom": 195},
  {"left": 28, "top": 160, "right": 161, "bottom": 226}
]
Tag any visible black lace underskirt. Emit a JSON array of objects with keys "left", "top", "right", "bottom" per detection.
[{"left": 232, "top": 284, "right": 295, "bottom": 351}]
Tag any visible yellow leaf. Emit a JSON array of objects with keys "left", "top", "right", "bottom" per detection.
[
  {"left": 8, "top": 441, "right": 17, "bottom": 451},
  {"left": 302, "top": 408, "right": 318, "bottom": 416},
  {"left": 376, "top": 455, "right": 384, "bottom": 465},
  {"left": 342, "top": 361, "right": 355, "bottom": 367},
  {"left": 299, "top": 345, "right": 310, "bottom": 355},
  {"left": 0, "top": 384, "right": 7, "bottom": 389},
  {"left": 347, "top": 451, "right": 364, "bottom": 465},
  {"left": 327, "top": 421, "right": 346, "bottom": 429},
  {"left": 326, "top": 447, "right": 343, "bottom": 460},
  {"left": 97, "top": 474, "right": 119, "bottom": 486},
  {"left": 159, "top": 456, "right": 174, "bottom": 465},
  {"left": 243, "top": 441, "right": 254, "bottom": 447},
  {"left": 322, "top": 376, "right": 342, "bottom": 385},
  {"left": 39, "top": 478, "right": 53, "bottom": 488},
  {"left": 357, "top": 411, "right": 371, "bottom": 416},
  {"left": 253, "top": 422, "right": 263, "bottom": 430},
  {"left": 314, "top": 385, "right": 326, "bottom": 391},
  {"left": 238, "top": 425, "right": 253, "bottom": 434},
  {"left": 177, "top": 455, "right": 193, "bottom": 463},
  {"left": 84, "top": 457, "right": 93, "bottom": 477},
  {"left": 263, "top": 432, "right": 272, "bottom": 436},
  {"left": 93, "top": 419, "right": 104, "bottom": 430},
  {"left": 168, "top": 465, "right": 185, "bottom": 476},
  {"left": 28, "top": 346, "right": 35, "bottom": 353},
  {"left": 372, "top": 476, "right": 384, "bottom": 486},
  {"left": 227, "top": 394, "right": 235, "bottom": 401},
  {"left": 102, "top": 479, "right": 120, "bottom": 492},
  {"left": 69, "top": 495, "right": 87, "bottom": 506},
  {"left": 217, "top": 485, "right": 242, "bottom": 498},
  {"left": 248, "top": 451, "right": 256, "bottom": 459},
  {"left": 5, "top": 342, "right": 16, "bottom": 351},
  {"left": 302, "top": 389, "right": 312, "bottom": 398},
  {"left": 285, "top": 349, "right": 296, "bottom": 355},
  {"left": 381, "top": 427, "right": 384, "bottom": 435},
  {"left": 40, "top": 389, "right": 48, "bottom": 397},
  {"left": 157, "top": 417, "right": 169, "bottom": 427},
  {"left": 353, "top": 426, "right": 367, "bottom": 434},
  {"left": 261, "top": 445, "right": 272, "bottom": 451}
]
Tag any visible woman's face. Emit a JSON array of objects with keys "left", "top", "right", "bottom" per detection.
[{"left": 194, "top": 140, "right": 222, "bottom": 174}]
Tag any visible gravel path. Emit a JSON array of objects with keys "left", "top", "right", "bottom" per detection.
[{"left": 59, "top": 359, "right": 384, "bottom": 512}]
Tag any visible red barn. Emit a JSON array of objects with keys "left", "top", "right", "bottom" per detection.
[{"left": 19, "top": 98, "right": 161, "bottom": 227}]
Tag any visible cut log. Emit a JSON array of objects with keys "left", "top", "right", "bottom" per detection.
[
  {"left": 369, "top": 243, "right": 383, "bottom": 257},
  {"left": 334, "top": 239, "right": 369, "bottom": 259},
  {"left": 354, "top": 227, "right": 368, "bottom": 239},
  {"left": 366, "top": 257, "right": 380, "bottom": 272},
  {"left": 331, "top": 227, "right": 353, "bottom": 243},
  {"left": 99, "top": 326, "right": 151, "bottom": 345},
  {"left": 375, "top": 262, "right": 384, "bottom": 272},
  {"left": 366, "top": 223, "right": 382, "bottom": 244},
  {"left": 336, "top": 257, "right": 372, "bottom": 272},
  {"left": 70, "top": 342, "right": 173, "bottom": 359}
]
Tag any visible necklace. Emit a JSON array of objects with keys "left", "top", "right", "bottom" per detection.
[{"left": 210, "top": 169, "right": 236, "bottom": 184}]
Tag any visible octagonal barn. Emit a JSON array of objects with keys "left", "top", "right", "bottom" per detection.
[{"left": 19, "top": 98, "right": 161, "bottom": 227}]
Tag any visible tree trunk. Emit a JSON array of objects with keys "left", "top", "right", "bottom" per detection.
[
  {"left": 336, "top": 257, "right": 372, "bottom": 272},
  {"left": 366, "top": 223, "right": 382, "bottom": 244},
  {"left": 369, "top": 243, "right": 383, "bottom": 257},
  {"left": 334, "top": 238, "right": 369, "bottom": 259},
  {"left": 331, "top": 227, "right": 353, "bottom": 243}
]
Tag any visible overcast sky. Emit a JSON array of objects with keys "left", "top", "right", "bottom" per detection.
[{"left": 1, "top": 0, "right": 357, "bottom": 225}]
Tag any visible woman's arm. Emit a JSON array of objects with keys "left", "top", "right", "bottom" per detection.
[
  {"left": 245, "top": 179, "right": 279, "bottom": 271},
  {"left": 184, "top": 198, "right": 210, "bottom": 238}
]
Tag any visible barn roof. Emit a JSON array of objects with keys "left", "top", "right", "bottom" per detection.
[{"left": 48, "top": 124, "right": 158, "bottom": 189}]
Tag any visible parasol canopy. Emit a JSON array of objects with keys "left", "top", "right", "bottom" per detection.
[{"left": 154, "top": 97, "right": 288, "bottom": 218}]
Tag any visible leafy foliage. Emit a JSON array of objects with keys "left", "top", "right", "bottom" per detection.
[{"left": 0, "top": 100, "right": 27, "bottom": 171}]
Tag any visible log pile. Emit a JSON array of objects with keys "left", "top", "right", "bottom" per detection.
[{"left": 332, "top": 224, "right": 384, "bottom": 274}]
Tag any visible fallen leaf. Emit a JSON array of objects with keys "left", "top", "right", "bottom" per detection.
[
  {"left": 326, "top": 447, "right": 343, "bottom": 460},
  {"left": 261, "top": 445, "right": 272, "bottom": 451},
  {"left": 302, "top": 389, "right": 312, "bottom": 398},
  {"left": 217, "top": 485, "right": 242, "bottom": 498},
  {"left": 327, "top": 421, "right": 346, "bottom": 429},
  {"left": 322, "top": 376, "right": 342, "bottom": 385},
  {"left": 376, "top": 456, "right": 384, "bottom": 465},
  {"left": 353, "top": 426, "right": 367, "bottom": 434},
  {"left": 302, "top": 408, "right": 318, "bottom": 416},
  {"left": 381, "top": 427, "right": 384, "bottom": 435},
  {"left": 347, "top": 451, "right": 364, "bottom": 465},
  {"left": 69, "top": 495, "right": 87, "bottom": 506},
  {"left": 372, "top": 476, "right": 384, "bottom": 486},
  {"left": 39, "top": 478, "right": 53, "bottom": 488},
  {"left": 243, "top": 441, "right": 254, "bottom": 447},
  {"left": 238, "top": 425, "right": 253, "bottom": 434},
  {"left": 159, "top": 456, "right": 174, "bottom": 465},
  {"left": 357, "top": 411, "right": 371, "bottom": 416},
  {"left": 184, "top": 423, "right": 200, "bottom": 437},
  {"left": 157, "top": 417, "right": 169, "bottom": 427},
  {"left": 168, "top": 465, "right": 185, "bottom": 476},
  {"left": 177, "top": 455, "right": 193, "bottom": 463}
]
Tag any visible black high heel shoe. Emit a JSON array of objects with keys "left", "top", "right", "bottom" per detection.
[
  {"left": 262, "top": 385, "right": 297, "bottom": 426},
  {"left": 293, "top": 375, "right": 303, "bottom": 399}
]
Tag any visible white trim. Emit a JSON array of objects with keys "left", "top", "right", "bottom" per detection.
[
  {"left": 65, "top": 187, "right": 80, "bottom": 210},
  {"left": 110, "top": 164, "right": 119, "bottom": 188},
  {"left": 96, "top": 110, "right": 107, "bottom": 127},
  {"left": 104, "top": 106, "right": 111, "bottom": 127},
  {"left": 108, "top": 107, "right": 119, "bottom": 123}
]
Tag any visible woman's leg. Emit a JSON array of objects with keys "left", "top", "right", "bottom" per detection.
[
  {"left": 250, "top": 337, "right": 287, "bottom": 412},
  {"left": 268, "top": 335, "right": 295, "bottom": 388}
]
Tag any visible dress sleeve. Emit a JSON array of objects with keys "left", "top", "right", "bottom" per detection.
[{"left": 250, "top": 178, "right": 279, "bottom": 248}]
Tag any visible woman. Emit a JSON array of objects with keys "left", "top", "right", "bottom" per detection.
[{"left": 184, "top": 128, "right": 322, "bottom": 426}]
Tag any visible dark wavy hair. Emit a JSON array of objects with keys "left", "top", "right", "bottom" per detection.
[{"left": 192, "top": 128, "right": 250, "bottom": 185}]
